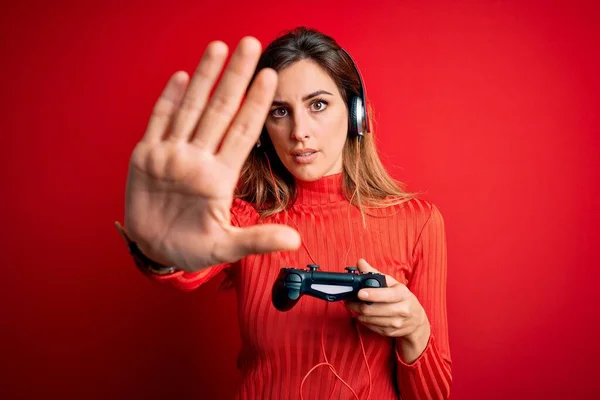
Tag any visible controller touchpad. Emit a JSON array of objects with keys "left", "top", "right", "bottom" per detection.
[{"left": 311, "top": 284, "right": 353, "bottom": 294}]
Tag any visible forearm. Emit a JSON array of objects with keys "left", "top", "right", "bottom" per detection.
[
  {"left": 394, "top": 203, "right": 452, "bottom": 399},
  {"left": 397, "top": 320, "right": 431, "bottom": 364},
  {"left": 395, "top": 334, "right": 452, "bottom": 400}
]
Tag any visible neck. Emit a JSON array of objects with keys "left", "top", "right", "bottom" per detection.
[{"left": 294, "top": 172, "right": 346, "bottom": 205}]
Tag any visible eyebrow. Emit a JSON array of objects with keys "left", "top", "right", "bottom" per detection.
[{"left": 271, "top": 90, "right": 334, "bottom": 107}]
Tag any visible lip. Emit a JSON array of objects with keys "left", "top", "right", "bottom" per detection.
[
  {"left": 291, "top": 148, "right": 318, "bottom": 156},
  {"left": 291, "top": 148, "right": 319, "bottom": 164}
]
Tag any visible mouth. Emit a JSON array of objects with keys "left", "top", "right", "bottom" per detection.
[{"left": 291, "top": 149, "right": 319, "bottom": 164}]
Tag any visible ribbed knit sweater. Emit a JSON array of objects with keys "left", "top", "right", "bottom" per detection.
[{"left": 146, "top": 173, "right": 452, "bottom": 399}]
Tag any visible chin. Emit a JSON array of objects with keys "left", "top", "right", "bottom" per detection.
[
  {"left": 288, "top": 167, "right": 324, "bottom": 182},
  {"left": 279, "top": 152, "right": 341, "bottom": 182}
]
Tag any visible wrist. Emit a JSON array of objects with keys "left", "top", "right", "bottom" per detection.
[
  {"left": 114, "top": 221, "right": 178, "bottom": 275},
  {"left": 401, "top": 302, "right": 431, "bottom": 347},
  {"left": 397, "top": 318, "right": 431, "bottom": 364},
  {"left": 404, "top": 319, "right": 431, "bottom": 347}
]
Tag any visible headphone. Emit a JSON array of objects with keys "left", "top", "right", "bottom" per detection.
[
  {"left": 341, "top": 48, "right": 370, "bottom": 141},
  {"left": 256, "top": 47, "right": 370, "bottom": 148}
]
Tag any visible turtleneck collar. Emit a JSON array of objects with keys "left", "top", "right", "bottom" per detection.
[{"left": 294, "top": 172, "right": 346, "bottom": 205}]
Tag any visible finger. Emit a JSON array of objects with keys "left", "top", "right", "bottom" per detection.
[
  {"left": 169, "top": 41, "right": 229, "bottom": 141},
  {"left": 356, "top": 258, "right": 378, "bottom": 273},
  {"left": 142, "top": 71, "right": 190, "bottom": 143},
  {"left": 357, "top": 319, "right": 413, "bottom": 337},
  {"left": 214, "top": 224, "right": 301, "bottom": 262},
  {"left": 356, "top": 315, "right": 405, "bottom": 330},
  {"left": 346, "top": 300, "right": 406, "bottom": 318},
  {"left": 191, "top": 36, "right": 262, "bottom": 150},
  {"left": 217, "top": 68, "right": 277, "bottom": 172},
  {"left": 356, "top": 258, "right": 399, "bottom": 286},
  {"left": 356, "top": 322, "right": 387, "bottom": 337},
  {"left": 357, "top": 284, "right": 411, "bottom": 304}
]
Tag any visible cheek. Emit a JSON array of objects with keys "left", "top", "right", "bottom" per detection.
[{"left": 321, "top": 112, "right": 348, "bottom": 147}]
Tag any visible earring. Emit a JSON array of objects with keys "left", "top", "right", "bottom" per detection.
[{"left": 256, "top": 138, "right": 262, "bottom": 148}]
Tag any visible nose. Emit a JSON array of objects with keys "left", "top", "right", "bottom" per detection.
[{"left": 290, "top": 111, "right": 310, "bottom": 142}]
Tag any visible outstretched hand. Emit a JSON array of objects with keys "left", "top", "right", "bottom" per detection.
[{"left": 123, "top": 37, "right": 300, "bottom": 272}]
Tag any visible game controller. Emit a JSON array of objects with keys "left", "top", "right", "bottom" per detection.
[{"left": 271, "top": 264, "right": 388, "bottom": 311}]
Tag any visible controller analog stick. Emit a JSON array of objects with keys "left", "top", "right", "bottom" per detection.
[{"left": 364, "top": 278, "right": 381, "bottom": 288}]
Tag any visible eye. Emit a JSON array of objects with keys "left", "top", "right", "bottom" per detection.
[
  {"left": 310, "top": 99, "right": 328, "bottom": 112},
  {"left": 270, "top": 107, "right": 288, "bottom": 118}
]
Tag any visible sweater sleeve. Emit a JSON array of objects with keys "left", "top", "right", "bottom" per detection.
[
  {"left": 394, "top": 203, "right": 452, "bottom": 399},
  {"left": 123, "top": 198, "right": 258, "bottom": 292}
]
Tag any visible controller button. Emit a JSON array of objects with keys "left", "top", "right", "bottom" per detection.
[
  {"left": 364, "top": 278, "right": 381, "bottom": 288},
  {"left": 285, "top": 274, "right": 302, "bottom": 283},
  {"left": 345, "top": 267, "right": 358, "bottom": 274},
  {"left": 308, "top": 264, "right": 319, "bottom": 271}
]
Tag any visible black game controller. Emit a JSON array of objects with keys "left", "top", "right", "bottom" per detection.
[{"left": 271, "top": 264, "right": 387, "bottom": 311}]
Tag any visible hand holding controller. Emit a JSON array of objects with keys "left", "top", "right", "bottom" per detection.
[{"left": 271, "top": 264, "right": 387, "bottom": 311}]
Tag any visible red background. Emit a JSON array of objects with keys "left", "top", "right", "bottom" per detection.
[{"left": 1, "top": 0, "right": 599, "bottom": 398}]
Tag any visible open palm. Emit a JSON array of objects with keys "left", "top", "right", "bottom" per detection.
[{"left": 123, "top": 37, "right": 300, "bottom": 272}]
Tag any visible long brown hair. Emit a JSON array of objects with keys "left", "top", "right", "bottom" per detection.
[{"left": 236, "top": 27, "right": 415, "bottom": 218}]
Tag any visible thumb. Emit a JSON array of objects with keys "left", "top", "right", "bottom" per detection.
[
  {"left": 226, "top": 224, "right": 301, "bottom": 260},
  {"left": 356, "top": 258, "right": 399, "bottom": 286}
]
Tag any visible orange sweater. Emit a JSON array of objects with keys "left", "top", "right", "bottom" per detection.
[{"left": 145, "top": 173, "right": 451, "bottom": 399}]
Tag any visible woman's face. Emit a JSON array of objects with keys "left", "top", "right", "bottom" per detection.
[{"left": 264, "top": 59, "right": 348, "bottom": 181}]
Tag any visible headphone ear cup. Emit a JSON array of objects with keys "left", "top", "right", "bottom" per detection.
[{"left": 348, "top": 96, "right": 360, "bottom": 137}]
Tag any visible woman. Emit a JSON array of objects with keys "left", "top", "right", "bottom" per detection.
[{"left": 116, "top": 27, "right": 451, "bottom": 399}]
